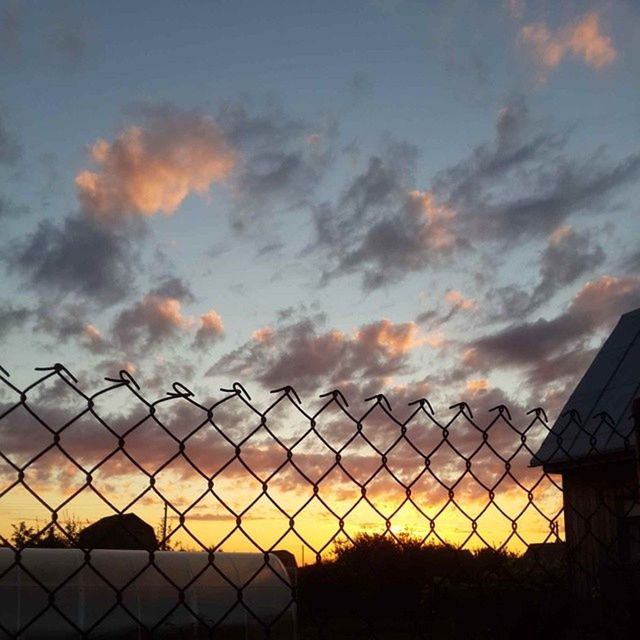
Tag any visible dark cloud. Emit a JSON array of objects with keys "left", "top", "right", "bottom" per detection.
[
  {"left": 4, "top": 214, "right": 140, "bottom": 305},
  {"left": 309, "top": 98, "right": 638, "bottom": 291},
  {"left": 34, "top": 303, "right": 87, "bottom": 342},
  {"left": 0, "top": 1, "right": 89, "bottom": 71},
  {"left": 149, "top": 276, "right": 195, "bottom": 303},
  {"left": 0, "top": 109, "right": 20, "bottom": 166},
  {"left": 0, "top": 303, "right": 31, "bottom": 339},
  {"left": 433, "top": 98, "right": 562, "bottom": 207},
  {"left": 529, "top": 226, "right": 605, "bottom": 308},
  {"left": 0, "top": 1, "right": 20, "bottom": 57},
  {"left": 323, "top": 190, "right": 462, "bottom": 290},
  {"left": 489, "top": 225, "right": 605, "bottom": 318},
  {"left": 314, "top": 139, "right": 417, "bottom": 247},
  {"left": 434, "top": 99, "right": 640, "bottom": 242},
  {"left": 111, "top": 290, "right": 191, "bottom": 350},
  {"left": 33, "top": 303, "right": 108, "bottom": 354},
  {"left": 468, "top": 275, "right": 640, "bottom": 368},
  {"left": 208, "top": 317, "right": 426, "bottom": 394},
  {"left": 217, "top": 102, "right": 335, "bottom": 227},
  {"left": 415, "top": 309, "right": 439, "bottom": 325},
  {"left": 311, "top": 139, "right": 457, "bottom": 289},
  {"left": 347, "top": 72, "right": 374, "bottom": 101},
  {"left": 340, "top": 152, "right": 409, "bottom": 221},
  {"left": 471, "top": 152, "right": 640, "bottom": 240},
  {"left": 621, "top": 247, "right": 640, "bottom": 276},
  {"left": 49, "top": 23, "right": 86, "bottom": 68},
  {"left": 256, "top": 241, "right": 284, "bottom": 257}
]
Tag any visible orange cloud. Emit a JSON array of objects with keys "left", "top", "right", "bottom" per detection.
[
  {"left": 445, "top": 289, "right": 478, "bottom": 312},
  {"left": 200, "top": 310, "right": 224, "bottom": 334},
  {"left": 83, "top": 323, "right": 102, "bottom": 341},
  {"left": 145, "top": 296, "right": 190, "bottom": 328},
  {"left": 194, "top": 310, "right": 225, "bottom": 348},
  {"left": 408, "top": 190, "right": 457, "bottom": 251},
  {"left": 570, "top": 275, "right": 640, "bottom": 322},
  {"left": 252, "top": 327, "right": 274, "bottom": 343},
  {"left": 81, "top": 323, "right": 107, "bottom": 353},
  {"left": 466, "top": 378, "right": 490, "bottom": 395},
  {"left": 520, "top": 12, "right": 616, "bottom": 76},
  {"left": 76, "top": 110, "right": 236, "bottom": 221},
  {"left": 355, "top": 319, "right": 424, "bottom": 357}
]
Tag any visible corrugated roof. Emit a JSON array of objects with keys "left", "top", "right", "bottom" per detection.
[{"left": 533, "top": 307, "right": 640, "bottom": 467}]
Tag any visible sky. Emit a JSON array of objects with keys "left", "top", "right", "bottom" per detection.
[{"left": 0, "top": 0, "right": 639, "bottom": 556}]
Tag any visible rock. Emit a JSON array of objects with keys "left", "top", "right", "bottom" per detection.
[{"left": 78, "top": 514, "right": 157, "bottom": 551}]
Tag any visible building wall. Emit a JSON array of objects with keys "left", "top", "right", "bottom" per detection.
[{"left": 562, "top": 458, "right": 638, "bottom": 595}]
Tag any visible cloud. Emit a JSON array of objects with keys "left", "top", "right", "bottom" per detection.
[
  {"left": 0, "top": 303, "right": 31, "bottom": 339},
  {"left": 0, "top": 1, "right": 90, "bottom": 70},
  {"left": 0, "top": 1, "right": 20, "bottom": 57},
  {"left": 82, "top": 324, "right": 108, "bottom": 353},
  {"left": 75, "top": 106, "right": 236, "bottom": 221},
  {"left": 340, "top": 151, "right": 413, "bottom": 222},
  {"left": 314, "top": 139, "right": 418, "bottom": 248},
  {"left": 505, "top": 0, "right": 525, "bottom": 21},
  {"left": 217, "top": 102, "right": 335, "bottom": 228},
  {"left": 435, "top": 99, "right": 640, "bottom": 243},
  {"left": 325, "top": 190, "right": 460, "bottom": 290},
  {"left": 4, "top": 214, "right": 139, "bottom": 305},
  {"left": 347, "top": 72, "right": 374, "bottom": 101},
  {"left": 252, "top": 327, "right": 274, "bottom": 343},
  {"left": 34, "top": 302, "right": 88, "bottom": 340},
  {"left": 311, "top": 99, "right": 635, "bottom": 291},
  {"left": 112, "top": 292, "right": 193, "bottom": 350},
  {"left": 468, "top": 275, "right": 640, "bottom": 368},
  {"left": 465, "top": 378, "right": 490, "bottom": 395},
  {"left": 0, "top": 109, "right": 20, "bottom": 165},
  {"left": 445, "top": 289, "right": 478, "bottom": 312},
  {"left": 433, "top": 98, "right": 562, "bottom": 207},
  {"left": 208, "top": 317, "right": 430, "bottom": 393},
  {"left": 520, "top": 12, "right": 616, "bottom": 76},
  {"left": 530, "top": 225, "right": 605, "bottom": 307},
  {"left": 49, "top": 23, "right": 86, "bottom": 68},
  {"left": 193, "top": 310, "right": 225, "bottom": 349},
  {"left": 489, "top": 225, "right": 605, "bottom": 318},
  {"left": 149, "top": 276, "right": 195, "bottom": 303}
]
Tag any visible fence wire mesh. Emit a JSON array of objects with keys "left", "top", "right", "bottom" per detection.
[{"left": 0, "top": 364, "right": 638, "bottom": 639}]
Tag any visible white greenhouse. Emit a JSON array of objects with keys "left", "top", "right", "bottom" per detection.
[{"left": 0, "top": 548, "right": 296, "bottom": 638}]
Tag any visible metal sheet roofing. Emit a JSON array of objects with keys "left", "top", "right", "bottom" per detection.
[{"left": 533, "top": 308, "right": 640, "bottom": 467}]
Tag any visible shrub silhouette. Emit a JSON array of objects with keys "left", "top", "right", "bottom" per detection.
[{"left": 297, "top": 532, "right": 570, "bottom": 639}]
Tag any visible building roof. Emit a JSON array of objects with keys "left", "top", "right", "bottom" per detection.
[{"left": 533, "top": 308, "right": 640, "bottom": 468}]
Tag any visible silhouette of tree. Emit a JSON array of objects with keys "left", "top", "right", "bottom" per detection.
[{"left": 8, "top": 518, "right": 83, "bottom": 549}]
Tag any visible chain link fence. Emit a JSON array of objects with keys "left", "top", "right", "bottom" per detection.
[{"left": 0, "top": 364, "right": 638, "bottom": 638}]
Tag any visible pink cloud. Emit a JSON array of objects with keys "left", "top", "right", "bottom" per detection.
[
  {"left": 211, "top": 318, "right": 433, "bottom": 393},
  {"left": 466, "top": 378, "right": 490, "bottom": 395},
  {"left": 75, "top": 109, "right": 236, "bottom": 221},
  {"left": 355, "top": 319, "right": 425, "bottom": 358},
  {"left": 520, "top": 12, "right": 616, "bottom": 76},
  {"left": 445, "top": 289, "right": 478, "bottom": 312},
  {"left": 194, "top": 310, "right": 225, "bottom": 348},
  {"left": 407, "top": 190, "right": 457, "bottom": 252}
]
